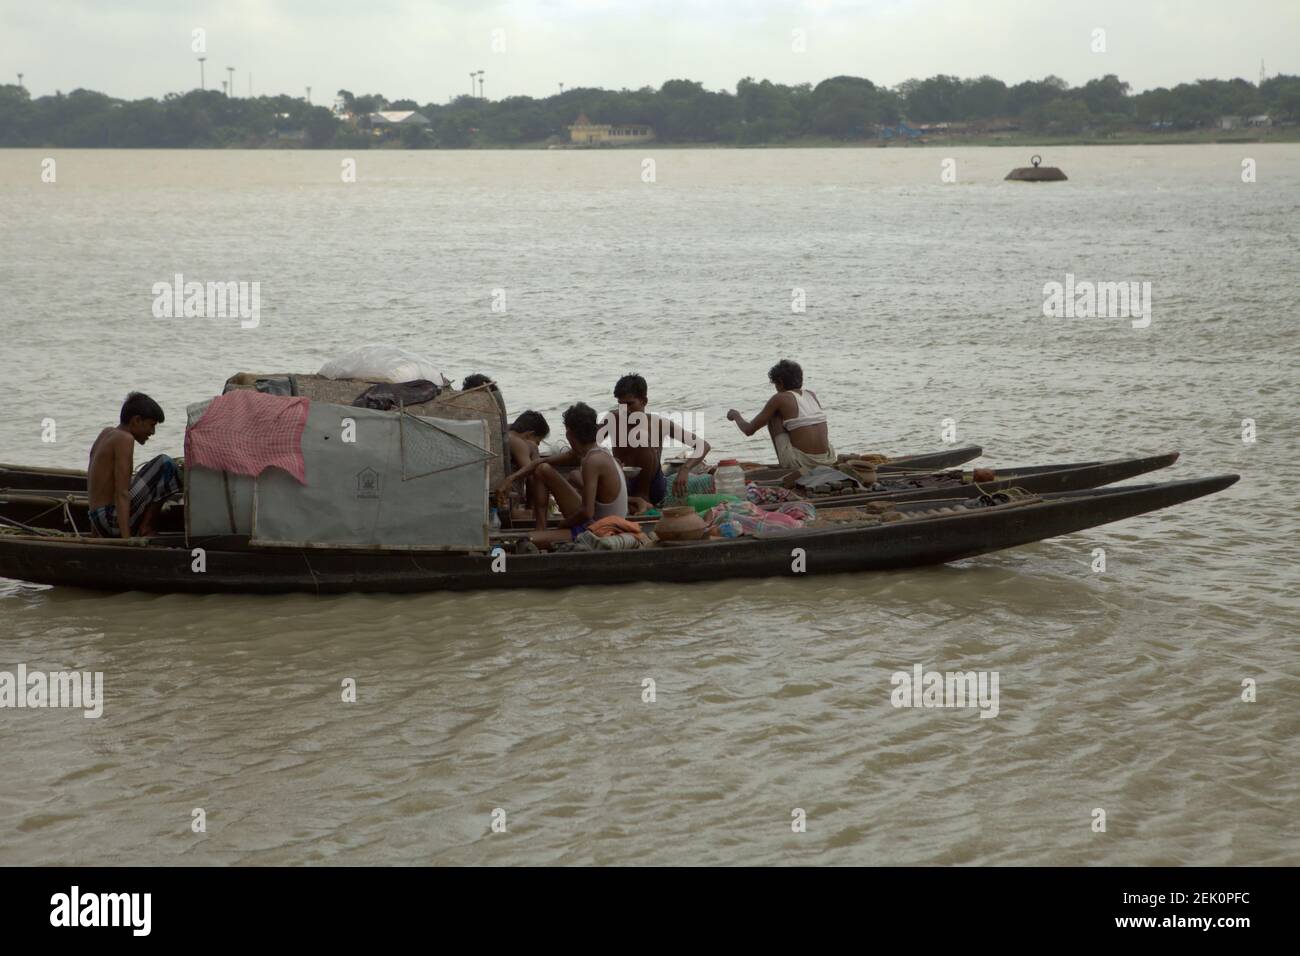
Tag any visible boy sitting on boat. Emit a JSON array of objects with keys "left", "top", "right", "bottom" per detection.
[
  {"left": 727, "top": 359, "right": 837, "bottom": 474},
  {"left": 513, "top": 403, "right": 628, "bottom": 550},
  {"left": 496, "top": 410, "right": 552, "bottom": 530},
  {"left": 86, "top": 392, "right": 182, "bottom": 538},
  {"left": 604, "top": 372, "right": 711, "bottom": 508}
]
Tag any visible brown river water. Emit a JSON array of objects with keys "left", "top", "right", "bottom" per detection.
[{"left": 0, "top": 146, "right": 1296, "bottom": 865}]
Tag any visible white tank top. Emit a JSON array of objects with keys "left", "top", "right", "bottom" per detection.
[
  {"left": 586, "top": 448, "right": 628, "bottom": 519},
  {"left": 785, "top": 389, "right": 826, "bottom": 430}
]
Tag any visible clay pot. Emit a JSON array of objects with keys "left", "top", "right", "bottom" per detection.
[
  {"left": 655, "top": 505, "right": 709, "bottom": 541},
  {"left": 972, "top": 467, "right": 996, "bottom": 483}
]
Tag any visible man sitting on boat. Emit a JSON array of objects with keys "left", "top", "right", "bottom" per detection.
[
  {"left": 605, "top": 372, "right": 711, "bottom": 508},
  {"left": 514, "top": 403, "right": 628, "bottom": 549},
  {"left": 86, "top": 392, "right": 182, "bottom": 538},
  {"left": 496, "top": 410, "right": 551, "bottom": 530},
  {"left": 726, "top": 359, "right": 837, "bottom": 474}
]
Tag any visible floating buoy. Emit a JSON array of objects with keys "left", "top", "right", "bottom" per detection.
[{"left": 1005, "top": 154, "right": 1067, "bottom": 182}]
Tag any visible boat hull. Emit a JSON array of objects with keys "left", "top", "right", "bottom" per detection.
[
  {"left": 876, "top": 444, "right": 983, "bottom": 472},
  {"left": 0, "top": 463, "right": 88, "bottom": 494},
  {"left": 0, "top": 475, "right": 1238, "bottom": 594}
]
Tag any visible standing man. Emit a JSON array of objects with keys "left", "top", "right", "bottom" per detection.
[
  {"left": 726, "top": 359, "right": 836, "bottom": 473},
  {"left": 605, "top": 372, "right": 711, "bottom": 507},
  {"left": 86, "top": 392, "right": 183, "bottom": 538}
]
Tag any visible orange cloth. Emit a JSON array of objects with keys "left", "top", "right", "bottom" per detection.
[{"left": 587, "top": 515, "right": 643, "bottom": 538}]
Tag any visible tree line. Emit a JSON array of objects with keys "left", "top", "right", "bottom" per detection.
[{"left": 2, "top": 73, "right": 1297, "bottom": 148}]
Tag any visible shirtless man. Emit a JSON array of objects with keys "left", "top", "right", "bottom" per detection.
[
  {"left": 86, "top": 392, "right": 183, "bottom": 538},
  {"left": 605, "top": 373, "right": 711, "bottom": 508},
  {"left": 495, "top": 410, "right": 551, "bottom": 530},
  {"left": 726, "top": 359, "right": 836, "bottom": 474},
  {"left": 513, "top": 403, "right": 627, "bottom": 549}
]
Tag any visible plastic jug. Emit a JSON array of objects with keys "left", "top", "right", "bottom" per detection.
[{"left": 714, "top": 459, "right": 746, "bottom": 499}]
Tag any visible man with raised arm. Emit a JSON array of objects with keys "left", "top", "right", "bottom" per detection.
[
  {"left": 726, "top": 359, "right": 837, "bottom": 474},
  {"left": 605, "top": 372, "right": 711, "bottom": 509}
]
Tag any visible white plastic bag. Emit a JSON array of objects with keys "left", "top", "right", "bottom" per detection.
[{"left": 318, "top": 344, "right": 450, "bottom": 386}]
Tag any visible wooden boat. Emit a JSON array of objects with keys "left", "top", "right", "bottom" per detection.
[
  {"left": 785, "top": 451, "right": 1179, "bottom": 507},
  {"left": 873, "top": 444, "right": 983, "bottom": 473},
  {"left": 0, "top": 452, "right": 1178, "bottom": 534},
  {"left": 0, "top": 462, "right": 89, "bottom": 494},
  {"left": 0, "top": 475, "right": 1237, "bottom": 594},
  {"left": 731, "top": 444, "right": 983, "bottom": 481},
  {"left": 0, "top": 444, "right": 986, "bottom": 496}
]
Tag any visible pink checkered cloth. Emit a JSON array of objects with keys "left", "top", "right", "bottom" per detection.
[{"left": 185, "top": 390, "right": 311, "bottom": 484}]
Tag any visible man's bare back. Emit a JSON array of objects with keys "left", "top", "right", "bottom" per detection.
[
  {"left": 88, "top": 426, "right": 136, "bottom": 537},
  {"left": 88, "top": 427, "right": 135, "bottom": 505}
]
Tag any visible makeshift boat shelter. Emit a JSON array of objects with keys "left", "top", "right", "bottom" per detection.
[{"left": 185, "top": 396, "right": 493, "bottom": 551}]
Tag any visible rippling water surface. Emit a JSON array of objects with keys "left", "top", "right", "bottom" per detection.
[{"left": 0, "top": 146, "right": 1296, "bottom": 864}]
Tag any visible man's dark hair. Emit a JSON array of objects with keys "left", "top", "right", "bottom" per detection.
[
  {"left": 462, "top": 373, "right": 494, "bottom": 391},
  {"left": 613, "top": 373, "right": 647, "bottom": 401},
  {"left": 120, "top": 391, "right": 165, "bottom": 426},
  {"left": 510, "top": 410, "right": 550, "bottom": 439},
  {"left": 768, "top": 359, "right": 803, "bottom": 391},
  {"left": 563, "top": 402, "right": 599, "bottom": 444}
]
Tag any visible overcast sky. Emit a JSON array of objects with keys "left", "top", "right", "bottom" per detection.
[{"left": 3, "top": 0, "right": 1296, "bottom": 103}]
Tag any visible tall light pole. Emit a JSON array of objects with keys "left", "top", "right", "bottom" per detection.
[
  {"left": 305, "top": 86, "right": 312, "bottom": 104},
  {"left": 477, "top": 70, "right": 485, "bottom": 101},
  {"left": 16, "top": 73, "right": 23, "bottom": 90},
  {"left": 558, "top": 82, "right": 564, "bottom": 95},
  {"left": 197, "top": 57, "right": 206, "bottom": 90},
  {"left": 226, "top": 66, "right": 234, "bottom": 97},
  {"left": 469, "top": 72, "right": 476, "bottom": 98}
]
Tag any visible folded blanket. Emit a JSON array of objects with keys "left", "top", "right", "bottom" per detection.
[{"left": 587, "top": 515, "right": 644, "bottom": 538}]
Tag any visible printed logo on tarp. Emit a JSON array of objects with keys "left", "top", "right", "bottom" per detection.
[
  {"left": 356, "top": 467, "right": 381, "bottom": 498},
  {"left": 151, "top": 273, "right": 261, "bottom": 328},
  {"left": 50, "top": 886, "right": 150, "bottom": 936},
  {"left": 1042, "top": 273, "right": 1151, "bottom": 329},
  {"left": 0, "top": 664, "right": 103, "bottom": 718},
  {"left": 890, "top": 663, "right": 999, "bottom": 718}
]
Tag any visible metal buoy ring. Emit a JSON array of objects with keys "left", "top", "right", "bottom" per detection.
[{"left": 1030, "top": 154, "right": 1042, "bottom": 167}]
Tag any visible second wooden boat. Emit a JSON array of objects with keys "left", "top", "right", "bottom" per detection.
[{"left": 1, "top": 452, "right": 1179, "bottom": 534}]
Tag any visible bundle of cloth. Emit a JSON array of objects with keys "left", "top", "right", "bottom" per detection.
[
  {"left": 705, "top": 500, "right": 816, "bottom": 538},
  {"left": 556, "top": 515, "right": 659, "bottom": 552},
  {"left": 745, "top": 484, "right": 801, "bottom": 506}
]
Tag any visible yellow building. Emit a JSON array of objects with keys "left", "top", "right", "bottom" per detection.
[{"left": 568, "top": 113, "right": 655, "bottom": 145}]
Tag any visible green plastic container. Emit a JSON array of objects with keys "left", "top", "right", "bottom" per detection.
[{"left": 683, "top": 493, "right": 744, "bottom": 514}]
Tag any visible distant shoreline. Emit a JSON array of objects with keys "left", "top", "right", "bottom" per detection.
[
  {"left": 5, "top": 129, "right": 1295, "bottom": 150},
  {"left": 544, "top": 129, "right": 1300, "bottom": 149}
]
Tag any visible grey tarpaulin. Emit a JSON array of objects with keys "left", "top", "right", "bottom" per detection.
[{"left": 186, "top": 400, "right": 491, "bottom": 550}]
